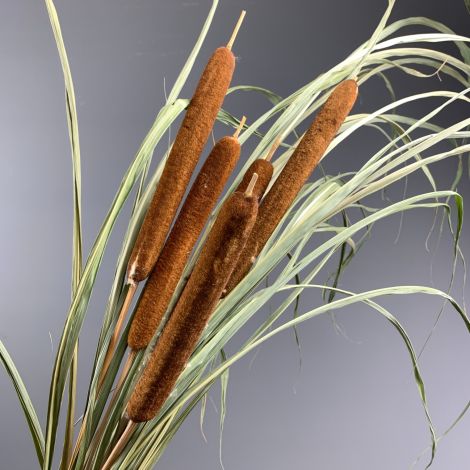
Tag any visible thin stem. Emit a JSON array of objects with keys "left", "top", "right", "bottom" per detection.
[
  {"left": 85, "top": 351, "right": 136, "bottom": 467},
  {"left": 226, "top": 10, "right": 246, "bottom": 51},
  {"left": 98, "top": 282, "right": 137, "bottom": 389},
  {"left": 60, "top": 343, "right": 78, "bottom": 469},
  {"left": 101, "top": 420, "right": 137, "bottom": 470},
  {"left": 233, "top": 115, "right": 247, "bottom": 139},
  {"left": 69, "top": 283, "right": 136, "bottom": 469},
  {"left": 265, "top": 137, "right": 282, "bottom": 162},
  {"left": 67, "top": 414, "right": 85, "bottom": 470}
]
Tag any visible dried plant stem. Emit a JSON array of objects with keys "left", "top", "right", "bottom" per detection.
[
  {"left": 67, "top": 415, "right": 85, "bottom": 470},
  {"left": 227, "top": 10, "right": 246, "bottom": 51},
  {"left": 98, "top": 282, "right": 137, "bottom": 389},
  {"left": 233, "top": 115, "right": 247, "bottom": 139},
  {"left": 69, "top": 307, "right": 136, "bottom": 470},
  {"left": 101, "top": 420, "right": 136, "bottom": 470},
  {"left": 84, "top": 351, "right": 136, "bottom": 470},
  {"left": 60, "top": 344, "right": 78, "bottom": 470}
]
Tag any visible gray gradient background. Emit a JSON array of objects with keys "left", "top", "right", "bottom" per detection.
[{"left": 1, "top": 0, "right": 469, "bottom": 469}]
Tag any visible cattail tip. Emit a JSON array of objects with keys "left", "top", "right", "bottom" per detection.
[
  {"left": 233, "top": 115, "right": 247, "bottom": 139},
  {"left": 244, "top": 173, "right": 258, "bottom": 197},
  {"left": 339, "top": 78, "right": 359, "bottom": 101},
  {"left": 265, "top": 137, "right": 282, "bottom": 162},
  {"left": 227, "top": 10, "right": 246, "bottom": 50}
]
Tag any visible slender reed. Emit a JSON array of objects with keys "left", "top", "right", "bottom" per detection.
[
  {"left": 98, "top": 283, "right": 136, "bottom": 389},
  {"left": 224, "top": 79, "right": 358, "bottom": 295},
  {"left": 82, "top": 351, "right": 136, "bottom": 470}
]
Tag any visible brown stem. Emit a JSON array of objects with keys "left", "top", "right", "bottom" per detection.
[
  {"left": 101, "top": 420, "right": 136, "bottom": 470},
  {"left": 85, "top": 351, "right": 136, "bottom": 468},
  {"left": 98, "top": 282, "right": 137, "bottom": 389},
  {"left": 67, "top": 415, "right": 86, "bottom": 470}
]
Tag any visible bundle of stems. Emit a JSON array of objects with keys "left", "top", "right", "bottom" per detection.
[{"left": 1, "top": 1, "right": 470, "bottom": 469}]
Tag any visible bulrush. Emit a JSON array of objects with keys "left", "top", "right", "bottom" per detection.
[
  {"left": 127, "top": 178, "right": 258, "bottom": 423},
  {"left": 224, "top": 79, "right": 358, "bottom": 295},
  {"left": 127, "top": 118, "right": 245, "bottom": 351}
]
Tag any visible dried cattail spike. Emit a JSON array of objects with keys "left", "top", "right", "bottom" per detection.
[
  {"left": 224, "top": 79, "right": 358, "bottom": 294},
  {"left": 127, "top": 44, "right": 237, "bottom": 283},
  {"left": 127, "top": 191, "right": 258, "bottom": 422},
  {"left": 127, "top": 134, "right": 241, "bottom": 351}
]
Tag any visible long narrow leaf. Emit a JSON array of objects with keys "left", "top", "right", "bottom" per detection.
[
  {"left": 0, "top": 340, "right": 45, "bottom": 466},
  {"left": 43, "top": 1, "right": 83, "bottom": 467}
]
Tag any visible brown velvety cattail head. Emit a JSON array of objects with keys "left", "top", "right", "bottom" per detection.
[
  {"left": 224, "top": 79, "right": 358, "bottom": 294},
  {"left": 217, "top": 158, "right": 273, "bottom": 299},
  {"left": 127, "top": 135, "right": 241, "bottom": 351},
  {"left": 127, "top": 190, "right": 258, "bottom": 422},
  {"left": 127, "top": 46, "right": 236, "bottom": 283},
  {"left": 235, "top": 159, "right": 273, "bottom": 201}
]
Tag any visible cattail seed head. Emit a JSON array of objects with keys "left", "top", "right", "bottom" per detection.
[
  {"left": 219, "top": 158, "right": 273, "bottom": 300},
  {"left": 224, "top": 79, "right": 358, "bottom": 294},
  {"left": 127, "top": 47, "right": 236, "bottom": 283},
  {"left": 127, "top": 135, "right": 241, "bottom": 350},
  {"left": 127, "top": 191, "right": 258, "bottom": 422}
]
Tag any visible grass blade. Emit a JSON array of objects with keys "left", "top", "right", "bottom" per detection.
[
  {"left": 0, "top": 340, "right": 45, "bottom": 466},
  {"left": 166, "top": 0, "right": 218, "bottom": 104},
  {"left": 43, "top": 0, "right": 83, "bottom": 468}
]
